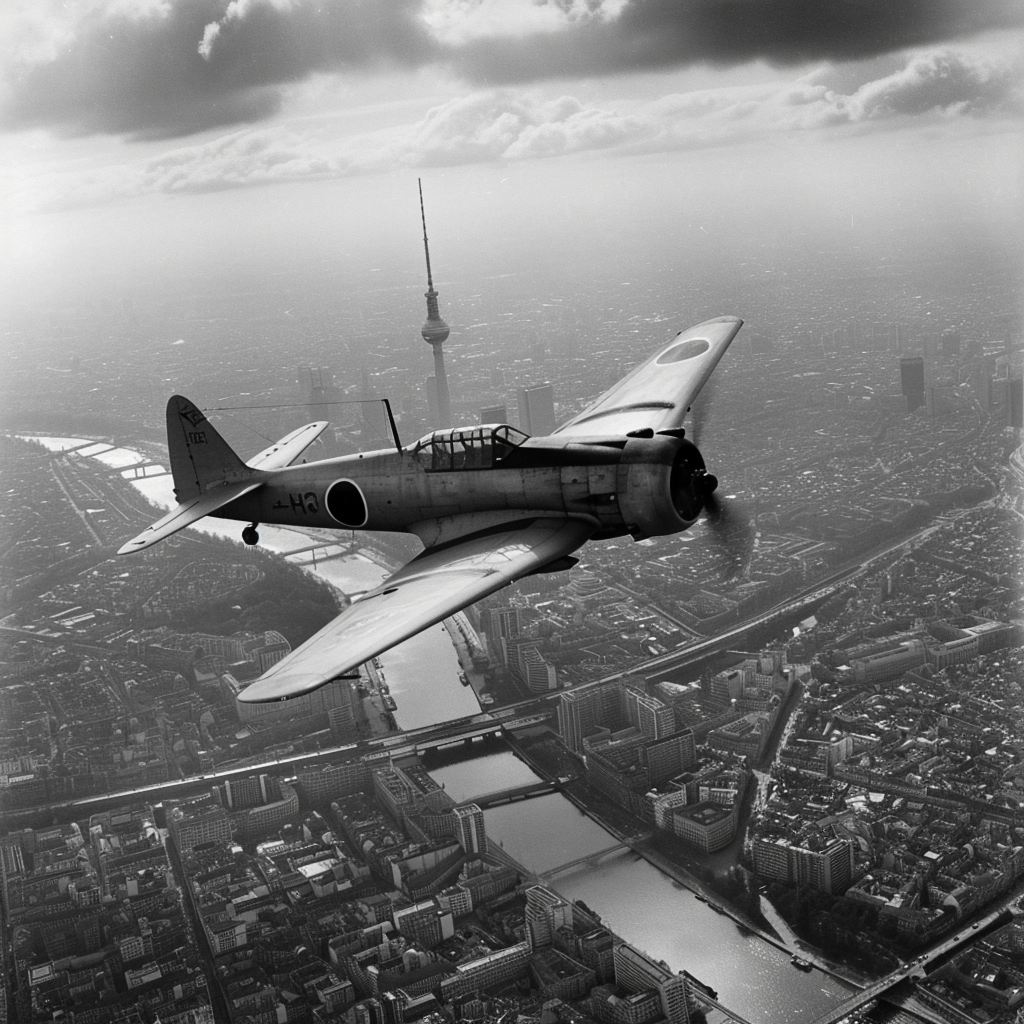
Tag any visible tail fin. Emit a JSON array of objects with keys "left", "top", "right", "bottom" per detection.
[{"left": 166, "top": 395, "right": 251, "bottom": 501}]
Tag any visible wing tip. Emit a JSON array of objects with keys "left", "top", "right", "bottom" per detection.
[
  {"left": 236, "top": 672, "right": 331, "bottom": 705},
  {"left": 687, "top": 314, "right": 743, "bottom": 332},
  {"left": 117, "top": 537, "right": 149, "bottom": 555}
]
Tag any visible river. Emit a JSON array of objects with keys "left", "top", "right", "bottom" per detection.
[
  {"left": 427, "top": 751, "right": 856, "bottom": 1023},
  {"left": 30, "top": 435, "right": 857, "bottom": 1022}
]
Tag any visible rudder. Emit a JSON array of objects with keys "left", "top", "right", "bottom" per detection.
[{"left": 166, "top": 395, "right": 251, "bottom": 501}]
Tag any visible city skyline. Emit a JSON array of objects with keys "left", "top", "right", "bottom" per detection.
[
  {"left": 0, "top": 4, "right": 1022, "bottom": 1023},
  {"left": 1, "top": 4, "right": 1020, "bottom": 350}
]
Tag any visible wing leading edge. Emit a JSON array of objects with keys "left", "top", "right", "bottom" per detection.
[
  {"left": 237, "top": 517, "right": 593, "bottom": 704},
  {"left": 554, "top": 315, "right": 743, "bottom": 438}
]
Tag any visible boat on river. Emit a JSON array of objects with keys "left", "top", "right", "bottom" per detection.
[{"left": 791, "top": 955, "right": 813, "bottom": 971}]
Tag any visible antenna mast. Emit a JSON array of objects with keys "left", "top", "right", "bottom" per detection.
[
  {"left": 418, "top": 179, "right": 451, "bottom": 427},
  {"left": 419, "top": 178, "right": 435, "bottom": 291}
]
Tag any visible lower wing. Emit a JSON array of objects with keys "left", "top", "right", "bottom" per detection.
[{"left": 237, "top": 516, "right": 593, "bottom": 704}]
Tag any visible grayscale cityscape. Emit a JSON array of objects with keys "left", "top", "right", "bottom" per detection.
[{"left": 0, "top": 4, "right": 1022, "bottom": 1024}]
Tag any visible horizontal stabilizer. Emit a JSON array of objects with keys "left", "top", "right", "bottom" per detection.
[
  {"left": 117, "top": 480, "right": 263, "bottom": 554},
  {"left": 248, "top": 421, "right": 329, "bottom": 471}
]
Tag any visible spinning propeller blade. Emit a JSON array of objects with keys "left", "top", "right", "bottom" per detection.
[{"left": 688, "top": 385, "right": 752, "bottom": 578}]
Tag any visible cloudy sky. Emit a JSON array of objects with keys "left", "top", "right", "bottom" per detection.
[{"left": 1, "top": 0, "right": 1021, "bottom": 315}]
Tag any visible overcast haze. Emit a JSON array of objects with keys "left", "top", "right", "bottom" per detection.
[{"left": 1, "top": 0, "right": 1021, "bottom": 386}]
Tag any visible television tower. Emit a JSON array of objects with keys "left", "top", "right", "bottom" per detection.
[{"left": 419, "top": 179, "right": 451, "bottom": 428}]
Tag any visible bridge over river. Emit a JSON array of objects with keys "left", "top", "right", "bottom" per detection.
[
  {"left": 472, "top": 779, "right": 562, "bottom": 809},
  {"left": 538, "top": 842, "right": 634, "bottom": 881}
]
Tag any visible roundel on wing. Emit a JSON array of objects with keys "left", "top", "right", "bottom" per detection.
[
  {"left": 326, "top": 479, "right": 368, "bottom": 528},
  {"left": 656, "top": 338, "right": 711, "bottom": 364}
]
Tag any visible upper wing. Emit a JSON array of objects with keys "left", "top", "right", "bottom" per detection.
[
  {"left": 237, "top": 517, "right": 593, "bottom": 704},
  {"left": 247, "top": 421, "right": 329, "bottom": 471},
  {"left": 554, "top": 316, "right": 743, "bottom": 438},
  {"left": 117, "top": 480, "right": 263, "bottom": 554}
]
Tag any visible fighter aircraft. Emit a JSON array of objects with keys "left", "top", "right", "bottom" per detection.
[{"left": 119, "top": 315, "right": 744, "bottom": 704}]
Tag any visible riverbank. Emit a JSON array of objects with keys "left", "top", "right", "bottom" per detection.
[
  {"left": 508, "top": 732, "right": 873, "bottom": 992},
  {"left": 444, "top": 611, "right": 489, "bottom": 705}
]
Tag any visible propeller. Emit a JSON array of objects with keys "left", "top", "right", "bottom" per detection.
[
  {"left": 702, "top": 483, "right": 752, "bottom": 579},
  {"left": 688, "top": 374, "right": 716, "bottom": 448},
  {"left": 687, "top": 384, "right": 753, "bottom": 578}
]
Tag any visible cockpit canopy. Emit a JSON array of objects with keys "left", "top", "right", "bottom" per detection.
[{"left": 410, "top": 424, "right": 529, "bottom": 471}]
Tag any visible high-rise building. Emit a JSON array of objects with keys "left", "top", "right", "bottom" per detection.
[
  {"left": 625, "top": 687, "right": 675, "bottom": 740},
  {"left": 518, "top": 383, "right": 556, "bottom": 436},
  {"left": 508, "top": 641, "right": 557, "bottom": 693},
  {"left": 899, "top": 357, "right": 925, "bottom": 412},
  {"left": 328, "top": 699, "right": 356, "bottom": 741},
  {"left": 480, "top": 403, "right": 508, "bottom": 424},
  {"left": 1010, "top": 378, "right": 1023, "bottom": 429},
  {"left": 645, "top": 730, "right": 696, "bottom": 785},
  {"left": 222, "top": 774, "right": 280, "bottom": 810},
  {"left": 355, "top": 998, "right": 385, "bottom": 1024},
  {"left": 167, "top": 797, "right": 231, "bottom": 853},
  {"left": 525, "top": 885, "right": 573, "bottom": 948},
  {"left": 380, "top": 990, "right": 407, "bottom": 1024},
  {"left": 304, "top": 365, "right": 341, "bottom": 423},
  {"left": 419, "top": 180, "right": 451, "bottom": 428},
  {"left": 486, "top": 606, "right": 521, "bottom": 644},
  {"left": 451, "top": 804, "right": 486, "bottom": 854},
  {"left": 613, "top": 944, "right": 690, "bottom": 1024},
  {"left": 972, "top": 363, "right": 994, "bottom": 410},
  {"left": 392, "top": 898, "right": 454, "bottom": 948},
  {"left": 752, "top": 835, "right": 854, "bottom": 894},
  {"left": 360, "top": 365, "right": 388, "bottom": 443},
  {"left": 235, "top": 674, "right": 353, "bottom": 722},
  {"left": 558, "top": 685, "right": 625, "bottom": 755}
]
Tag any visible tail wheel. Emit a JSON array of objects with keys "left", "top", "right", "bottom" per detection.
[{"left": 242, "top": 524, "right": 260, "bottom": 546}]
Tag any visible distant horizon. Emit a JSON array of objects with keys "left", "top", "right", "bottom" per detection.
[{"left": 2, "top": 4, "right": 1020, "bottom": 371}]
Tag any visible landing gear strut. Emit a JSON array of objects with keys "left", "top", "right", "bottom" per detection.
[{"left": 242, "top": 524, "right": 260, "bottom": 546}]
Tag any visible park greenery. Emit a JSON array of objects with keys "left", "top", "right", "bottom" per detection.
[{"left": 168, "top": 541, "right": 342, "bottom": 647}]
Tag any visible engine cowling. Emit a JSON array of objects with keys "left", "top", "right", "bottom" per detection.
[{"left": 615, "top": 433, "right": 715, "bottom": 540}]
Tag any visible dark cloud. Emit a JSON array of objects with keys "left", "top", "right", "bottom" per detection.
[
  {"left": 1, "top": 0, "right": 1020, "bottom": 141},
  {"left": 1, "top": 0, "right": 437, "bottom": 140},
  {"left": 22, "top": 48, "right": 1020, "bottom": 211},
  {"left": 449, "top": 0, "right": 1024, "bottom": 84}
]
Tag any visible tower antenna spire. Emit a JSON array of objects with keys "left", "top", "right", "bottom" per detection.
[
  {"left": 418, "top": 178, "right": 451, "bottom": 427},
  {"left": 419, "top": 178, "right": 435, "bottom": 292}
]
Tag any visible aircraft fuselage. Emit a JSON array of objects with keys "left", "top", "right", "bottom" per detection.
[{"left": 215, "top": 429, "right": 708, "bottom": 546}]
